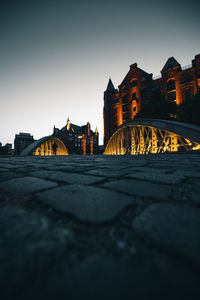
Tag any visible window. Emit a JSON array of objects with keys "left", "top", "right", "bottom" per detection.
[
  {"left": 123, "top": 104, "right": 128, "bottom": 112},
  {"left": 185, "top": 89, "right": 191, "bottom": 100},
  {"left": 122, "top": 95, "right": 128, "bottom": 104},
  {"left": 168, "top": 91, "right": 176, "bottom": 102},
  {"left": 141, "top": 88, "right": 148, "bottom": 98},
  {"left": 133, "top": 106, "right": 137, "bottom": 112},
  {"left": 180, "top": 75, "right": 193, "bottom": 84},
  {"left": 167, "top": 80, "right": 176, "bottom": 91},
  {"left": 130, "top": 80, "right": 138, "bottom": 87},
  {"left": 132, "top": 92, "right": 137, "bottom": 100},
  {"left": 167, "top": 63, "right": 173, "bottom": 71},
  {"left": 123, "top": 113, "right": 128, "bottom": 120}
]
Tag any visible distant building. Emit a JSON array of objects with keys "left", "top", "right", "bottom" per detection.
[
  {"left": 53, "top": 118, "right": 99, "bottom": 155},
  {"left": 0, "top": 143, "right": 13, "bottom": 155},
  {"left": 14, "top": 133, "right": 34, "bottom": 155},
  {"left": 104, "top": 54, "right": 200, "bottom": 146},
  {"left": 19, "top": 119, "right": 99, "bottom": 156}
]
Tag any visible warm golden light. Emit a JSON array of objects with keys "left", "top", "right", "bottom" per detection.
[
  {"left": 33, "top": 137, "right": 68, "bottom": 156},
  {"left": 82, "top": 135, "right": 86, "bottom": 155},
  {"left": 104, "top": 125, "right": 200, "bottom": 155}
]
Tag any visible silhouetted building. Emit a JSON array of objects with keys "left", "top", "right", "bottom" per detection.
[
  {"left": 14, "top": 133, "right": 35, "bottom": 155},
  {"left": 53, "top": 118, "right": 99, "bottom": 155},
  {"left": 0, "top": 143, "right": 13, "bottom": 155},
  {"left": 104, "top": 54, "right": 200, "bottom": 146}
]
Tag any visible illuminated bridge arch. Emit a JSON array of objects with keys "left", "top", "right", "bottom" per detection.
[
  {"left": 20, "top": 136, "right": 68, "bottom": 156},
  {"left": 104, "top": 119, "right": 200, "bottom": 155}
]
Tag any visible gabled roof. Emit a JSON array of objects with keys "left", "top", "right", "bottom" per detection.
[
  {"left": 120, "top": 64, "right": 151, "bottom": 86},
  {"left": 71, "top": 124, "right": 82, "bottom": 132},
  {"left": 162, "top": 57, "right": 180, "bottom": 71},
  {"left": 106, "top": 78, "right": 115, "bottom": 91}
]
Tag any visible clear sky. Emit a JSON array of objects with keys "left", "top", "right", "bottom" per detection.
[{"left": 0, "top": 0, "right": 200, "bottom": 146}]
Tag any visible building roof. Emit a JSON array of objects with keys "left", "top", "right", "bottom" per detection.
[
  {"left": 120, "top": 64, "right": 152, "bottom": 86},
  {"left": 106, "top": 78, "right": 115, "bottom": 91},
  {"left": 162, "top": 57, "right": 180, "bottom": 71}
]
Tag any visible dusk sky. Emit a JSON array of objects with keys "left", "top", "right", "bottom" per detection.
[{"left": 1, "top": 0, "right": 200, "bottom": 146}]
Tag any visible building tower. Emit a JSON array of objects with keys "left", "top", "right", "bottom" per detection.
[{"left": 103, "top": 78, "right": 119, "bottom": 146}]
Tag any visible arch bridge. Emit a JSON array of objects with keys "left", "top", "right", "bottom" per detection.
[
  {"left": 20, "top": 136, "right": 68, "bottom": 156},
  {"left": 104, "top": 119, "right": 200, "bottom": 155}
]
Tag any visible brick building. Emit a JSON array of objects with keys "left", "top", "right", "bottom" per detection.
[
  {"left": 103, "top": 54, "right": 200, "bottom": 146},
  {"left": 53, "top": 118, "right": 99, "bottom": 155}
]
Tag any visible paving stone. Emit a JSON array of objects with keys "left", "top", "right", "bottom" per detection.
[
  {"left": 126, "top": 170, "right": 184, "bottom": 184},
  {"left": 132, "top": 203, "right": 200, "bottom": 263},
  {"left": 85, "top": 168, "right": 132, "bottom": 178},
  {"left": 103, "top": 179, "right": 171, "bottom": 200},
  {"left": 0, "top": 171, "right": 21, "bottom": 183},
  {"left": 175, "top": 170, "right": 200, "bottom": 178},
  {"left": 0, "top": 163, "right": 19, "bottom": 169},
  {"left": 0, "top": 168, "right": 10, "bottom": 171},
  {"left": 45, "top": 165, "right": 77, "bottom": 170},
  {"left": 188, "top": 180, "right": 200, "bottom": 202},
  {"left": 0, "top": 176, "right": 57, "bottom": 195},
  {"left": 0, "top": 205, "right": 74, "bottom": 299},
  {"left": 35, "top": 185, "right": 134, "bottom": 223},
  {"left": 28, "top": 170, "right": 104, "bottom": 185}
]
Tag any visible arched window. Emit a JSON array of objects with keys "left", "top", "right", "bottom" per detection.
[
  {"left": 168, "top": 91, "right": 176, "bottom": 102},
  {"left": 167, "top": 79, "right": 176, "bottom": 91}
]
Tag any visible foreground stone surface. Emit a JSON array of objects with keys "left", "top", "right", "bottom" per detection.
[
  {"left": 0, "top": 154, "right": 200, "bottom": 300},
  {"left": 132, "top": 203, "right": 200, "bottom": 263},
  {"left": 36, "top": 185, "right": 134, "bottom": 223}
]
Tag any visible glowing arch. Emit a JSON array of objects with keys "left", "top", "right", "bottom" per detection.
[
  {"left": 104, "top": 119, "right": 200, "bottom": 155},
  {"left": 20, "top": 136, "right": 68, "bottom": 156}
]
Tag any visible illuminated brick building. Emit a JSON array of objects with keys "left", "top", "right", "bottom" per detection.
[
  {"left": 103, "top": 54, "right": 200, "bottom": 146},
  {"left": 53, "top": 118, "right": 99, "bottom": 155}
]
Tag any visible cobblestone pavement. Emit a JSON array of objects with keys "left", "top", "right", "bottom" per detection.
[{"left": 0, "top": 154, "right": 200, "bottom": 300}]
